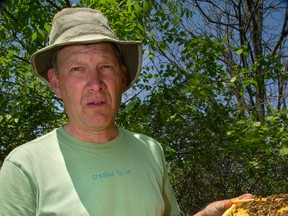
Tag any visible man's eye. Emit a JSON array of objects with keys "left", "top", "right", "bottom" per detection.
[
  {"left": 71, "top": 67, "right": 82, "bottom": 71},
  {"left": 70, "top": 67, "right": 85, "bottom": 75},
  {"left": 100, "top": 65, "right": 113, "bottom": 70}
]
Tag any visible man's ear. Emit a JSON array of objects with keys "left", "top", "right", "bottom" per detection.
[{"left": 48, "top": 68, "right": 62, "bottom": 99}]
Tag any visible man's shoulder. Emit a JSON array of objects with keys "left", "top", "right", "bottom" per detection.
[
  {"left": 5, "top": 129, "right": 59, "bottom": 163},
  {"left": 119, "top": 127, "right": 164, "bottom": 157},
  {"left": 120, "top": 127, "right": 161, "bottom": 146}
]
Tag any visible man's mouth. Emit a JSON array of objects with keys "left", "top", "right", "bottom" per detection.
[
  {"left": 90, "top": 101, "right": 104, "bottom": 105},
  {"left": 87, "top": 100, "right": 106, "bottom": 107}
]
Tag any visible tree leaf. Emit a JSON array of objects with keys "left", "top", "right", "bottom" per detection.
[{"left": 279, "top": 147, "right": 288, "bottom": 156}]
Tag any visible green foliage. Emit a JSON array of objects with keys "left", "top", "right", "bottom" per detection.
[
  {"left": 0, "top": 0, "right": 67, "bottom": 163},
  {"left": 82, "top": 0, "right": 146, "bottom": 41},
  {"left": 117, "top": 0, "right": 288, "bottom": 213}
]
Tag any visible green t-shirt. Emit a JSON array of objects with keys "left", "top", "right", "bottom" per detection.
[{"left": 0, "top": 126, "right": 180, "bottom": 216}]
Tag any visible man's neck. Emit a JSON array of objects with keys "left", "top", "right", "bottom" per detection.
[{"left": 63, "top": 124, "right": 119, "bottom": 143}]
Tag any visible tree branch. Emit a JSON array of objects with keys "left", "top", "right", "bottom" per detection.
[{"left": 271, "top": 5, "right": 288, "bottom": 55}]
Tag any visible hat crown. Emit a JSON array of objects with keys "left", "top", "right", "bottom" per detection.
[{"left": 49, "top": 8, "right": 117, "bottom": 45}]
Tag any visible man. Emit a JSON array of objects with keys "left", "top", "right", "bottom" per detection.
[{"left": 0, "top": 7, "right": 251, "bottom": 215}]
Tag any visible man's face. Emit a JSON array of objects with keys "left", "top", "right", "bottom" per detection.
[{"left": 48, "top": 42, "right": 127, "bottom": 134}]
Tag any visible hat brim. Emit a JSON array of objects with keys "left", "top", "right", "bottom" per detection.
[{"left": 31, "top": 34, "right": 142, "bottom": 91}]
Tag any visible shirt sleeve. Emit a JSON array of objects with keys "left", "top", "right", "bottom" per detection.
[
  {"left": 163, "top": 169, "right": 181, "bottom": 216},
  {"left": 156, "top": 147, "right": 180, "bottom": 216},
  {"left": 0, "top": 159, "right": 36, "bottom": 215}
]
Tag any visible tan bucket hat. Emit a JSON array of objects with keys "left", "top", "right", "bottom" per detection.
[{"left": 31, "top": 7, "right": 142, "bottom": 91}]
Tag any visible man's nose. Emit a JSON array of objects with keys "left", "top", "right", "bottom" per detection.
[{"left": 87, "top": 70, "right": 106, "bottom": 91}]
